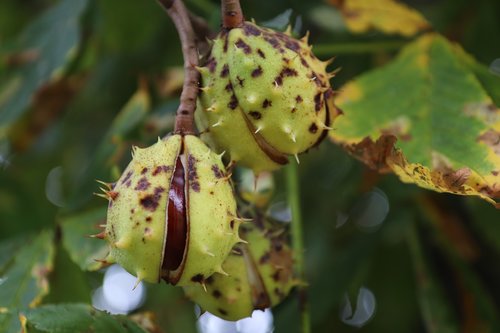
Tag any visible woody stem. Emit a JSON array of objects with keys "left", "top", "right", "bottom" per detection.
[
  {"left": 221, "top": 0, "right": 244, "bottom": 29},
  {"left": 156, "top": 0, "right": 199, "bottom": 135}
]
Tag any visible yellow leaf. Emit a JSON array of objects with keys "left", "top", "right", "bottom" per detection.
[
  {"left": 329, "top": 0, "right": 431, "bottom": 37},
  {"left": 339, "top": 135, "right": 500, "bottom": 207}
]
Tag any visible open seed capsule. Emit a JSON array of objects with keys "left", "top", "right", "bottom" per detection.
[
  {"left": 196, "top": 21, "right": 341, "bottom": 173},
  {"left": 99, "top": 134, "right": 242, "bottom": 286},
  {"left": 183, "top": 218, "right": 298, "bottom": 320}
]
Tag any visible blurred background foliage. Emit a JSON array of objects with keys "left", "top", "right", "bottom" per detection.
[{"left": 0, "top": 0, "right": 500, "bottom": 332}]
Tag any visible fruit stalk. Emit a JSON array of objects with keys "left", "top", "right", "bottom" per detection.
[
  {"left": 157, "top": 0, "right": 199, "bottom": 135},
  {"left": 286, "top": 161, "right": 311, "bottom": 333},
  {"left": 221, "top": 0, "right": 244, "bottom": 29}
]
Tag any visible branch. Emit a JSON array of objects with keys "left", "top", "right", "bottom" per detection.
[
  {"left": 157, "top": 0, "right": 199, "bottom": 135},
  {"left": 221, "top": 0, "right": 244, "bottom": 29}
]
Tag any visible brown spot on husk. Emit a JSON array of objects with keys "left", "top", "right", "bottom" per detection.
[
  {"left": 121, "top": 171, "right": 133, "bottom": 185},
  {"left": 220, "top": 64, "right": 229, "bottom": 78},
  {"left": 134, "top": 177, "right": 151, "bottom": 191},
  {"left": 191, "top": 274, "right": 205, "bottom": 283},
  {"left": 249, "top": 111, "right": 262, "bottom": 120},
  {"left": 228, "top": 94, "right": 238, "bottom": 110},
  {"left": 243, "top": 23, "right": 261, "bottom": 36},
  {"left": 139, "top": 187, "right": 165, "bottom": 211},
  {"left": 206, "top": 57, "right": 217, "bottom": 73},
  {"left": 251, "top": 66, "right": 263, "bottom": 77},
  {"left": 309, "top": 123, "right": 318, "bottom": 133},
  {"left": 152, "top": 165, "right": 172, "bottom": 176},
  {"left": 235, "top": 38, "right": 252, "bottom": 54},
  {"left": 187, "top": 154, "right": 200, "bottom": 192},
  {"left": 211, "top": 164, "right": 224, "bottom": 178}
]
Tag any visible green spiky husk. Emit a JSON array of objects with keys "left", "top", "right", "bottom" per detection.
[
  {"left": 197, "top": 21, "right": 338, "bottom": 173},
  {"left": 104, "top": 135, "right": 241, "bottom": 286},
  {"left": 183, "top": 220, "right": 298, "bottom": 321}
]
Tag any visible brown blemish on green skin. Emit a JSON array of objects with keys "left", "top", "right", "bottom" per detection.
[
  {"left": 134, "top": 177, "right": 151, "bottom": 191},
  {"left": 274, "top": 67, "right": 298, "bottom": 86},
  {"left": 225, "top": 82, "right": 233, "bottom": 92},
  {"left": 235, "top": 38, "right": 252, "bottom": 54},
  {"left": 237, "top": 76, "right": 245, "bottom": 87},
  {"left": 206, "top": 57, "right": 217, "bottom": 73},
  {"left": 228, "top": 94, "right": 239, "bottom": 110},
  {"left": 220, "top": 64, "right": 229, "bottom": 78},
  {"left": 139, "top": 187, "right": 165, "bottom": 211},
  {"left": 187, "top": 155, "right": 200, "bottom": 192},
  {"left": 264, "top": 36, "right": 281, "bottom": 51},
  {"left": 230, "top": 220, "right": 235, "bottom": 229},
  {"left": 251, "top": 66, "right": 263, "bottom": 77},
  {"left": 259, "top": 251, "right": 270, "bottom": 264},
  {"left": 300, "top": 57, "right": 310, "bottom": 68},
  {"left": 152, "top": 165, "right": 172, "bottom": 176},
  {"left": 249, "top": 111, "right": 262, "bottom": 120},
  {"left": 257, "top": 49, "right": 266, "bottom": 59},
  {"left": 295, "top": 95, "right": 303, "bottom": 103},
  {"left": 145, "top": 216, "right": 152, "bottom": 223},
  {"left": 314, "top": 93, "right": 323, "bottom": 112},
  {"left": 121, "top": 171, "right": 133, "bottom": 185},
  {"left": 191, "top": 274, "right": 205, "bottom": 283},
  {"left": 262, "top": 99, "right": 272, "bottom": 108},
  {"left": 141, "top": 167, "right": 148, "bottom": 175},
  {"left": 284, "top": 39, "right": 300, "bottom": 52},
  {"left": 212, "top": 290, "right": 222, "bottom": 298},
  {"left": 309, "top": 123, "right": 318, "bottom": 134},
  {"left": 223, "top": 32, "right": 229, "bottom": 53},
  {"left": 218, "top": 308, "right": 228, "bottom": 315},
  {"left": 243, "top": 23, "right": 261, "bottom": 36},
  {"left": 211, "top": 164, "right": 224, "bottom": 179}
]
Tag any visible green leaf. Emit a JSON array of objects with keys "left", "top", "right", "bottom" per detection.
[
  {"left": 61, "top": 208, "right": 108, "bottom": 271},
  {"left": 331, "top": 33, "right": 500, "bottom": 206},
  {"left": 0, "top": 309, "right": 15, "bottom": 333},
  {"left": 0, "top": 0, "right": 88, "bottom": 134},
  {"left": 21, "top": 304, "right": 147, "bottom": 333},
  {"left": 0, "top": 231, "right": 55, "bottom": 332},
  {"left": 66, "top": 86, "right": 150, "bottom": 211},
  {"left": 0, "top": 235, "right": 27, "bottom": 270},
  {"left": 42, "top": 245, "right": 92, "bottom": 304},
  {"left": 407, "top": 225, "right": 459, "bottom": 333}
]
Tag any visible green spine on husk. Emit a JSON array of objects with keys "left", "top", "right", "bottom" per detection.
[
  {"left": 101, "top": 134, "right": 242, "bottom": 286},
  {"left": 183, "top": 219, "right": 298, "bottom": 321},
  {"left": 197, "top": 21, "right": 339, "bottom": 173}
]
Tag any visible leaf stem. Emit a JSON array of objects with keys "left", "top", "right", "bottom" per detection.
[
  {"left": 286, "top": 161, "right": 311, "bottom": 333},
  {"left": 156, "top": 0, "right": 199, "bottom": 135},
  {"left": 221, "top": 0, "right": 244, "bottom": 29}
]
